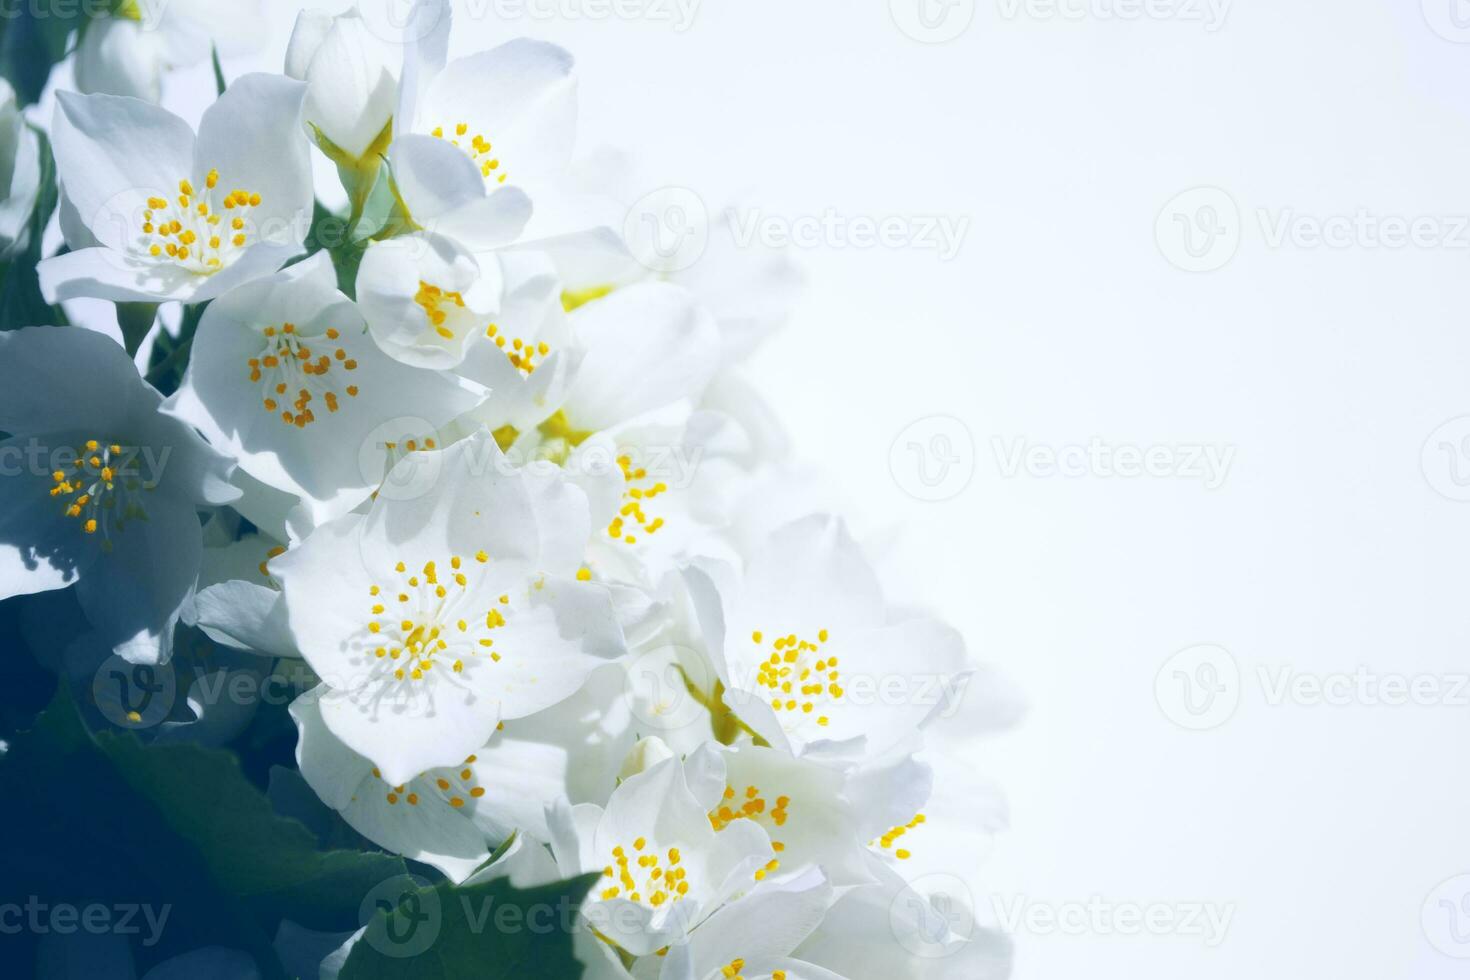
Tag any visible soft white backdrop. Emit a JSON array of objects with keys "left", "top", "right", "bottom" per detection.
[{"left": 83, "top": 1, "right": 1470, "bottom": 976}]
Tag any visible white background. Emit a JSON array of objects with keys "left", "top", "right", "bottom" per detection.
[{"left": 147, "top": 0, "right": 1470, "bottom": 976}]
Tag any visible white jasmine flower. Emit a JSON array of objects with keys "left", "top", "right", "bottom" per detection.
[
  {"left": 73, "top": 0, "right": 268, "bottom": 103},
  {"left": 284, "top": 3, "right": 399, "bottom": 165},
  {"left": 386, "top": 0, "right": 570, "bottom": 250},
  {"left": 291, "top": 663, "right": 633, "bottom": 882},
  {"left": 355, "top": 231, "right": 503, "bottom": 369},
  {"left": 703, "top": 744, "right": 874, "bottom": 889},
  {"left": 0, "top": 78, "right": 41, "bottom": 258},
  {"left": 164, "top": 252, "right": 478, "bottom": 527},
  {"left": 0, "top": 327, "right": 239, "bottom": 663},
  {"left": 706, "top": 516, "right": 970, "bottom": 763},
  {"left": 271, "top": 430, "right": 625, "bottom": 785},
  {"left": 645, "top": 869, "right": 845, "bottom": 980},
  {"left": 40, "top": 74, "right": 313, "bottom": 305},
  {"left": 547, "top": 744, "right": 777, "bottom": 957}
]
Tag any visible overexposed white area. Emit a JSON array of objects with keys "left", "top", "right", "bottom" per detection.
[{"left": 123, "top": 1, "right": 1470, "bottom": 976}]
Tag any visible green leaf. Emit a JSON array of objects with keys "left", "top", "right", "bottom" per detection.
[
  {"left": 0, "top": 687, "right": 411, "bottom": 975},
  {"left": 211, "top": 43, "right": 227, "bottom": 96},
  {"left": 340, "top": 871, "right": 600, "bottom": 980}
]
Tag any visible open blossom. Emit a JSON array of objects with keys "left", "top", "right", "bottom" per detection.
[
  {"left": 547, "top": 743, "right": 776, "bottom": 956},
  {"left": 0, "top": 328, "right": 239, "bottom": 663},
  {"left": 291, "top": 663, "right": 634, "bottom": 882},
  {"left": 355, "top": 231, "right": 505, "bottom": 369},
  {"left": 40, "top": 73, "right": 313, "bottom": 305},
  {"left": 385, "top": 0, "right": 568, "bottom": 250},
  {"left": 165, "top": 251, "right": 478, "bottom": 528},
  {"left": 696, "top": 515, "right": 971, "bottom": 763},
  {"left": 271, "top": 430, "right": 625, "bottom": 785}
]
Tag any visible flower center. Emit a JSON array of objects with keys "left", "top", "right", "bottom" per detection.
[
  {"left": 484, "top": 323, "right": 549, "bottom": 376},
  {"left": 415, "top": 281, "right": 467, "bottom": 340},
  {"left": 598, "top": 838, "right": 689, "bottom": 907},
  {"left": 48, "top": 439, "right": 152, "bottom": 545},
  {"left": 247, "top": 323, "right": 360, "bottom": 428},
  {"left": 430, "top": 122, "right": 507, "bottom": 184},
  {"left": 606, "top": 455, "right": 667, "bottom": 545},
  {"left": 709, "top": 783, "right": 791, "bottom": 854},
  {"left": 369, "top": 754, "right": 488, "bottom": 809},
  {"left": 751, "top": 629, "right": 839, "bottom": 728},
  {"left": 141, "top": 172, "right": 261, "bottom": 274},
  {"left": 872, "top": 812, "right": 926, "bottom": 862},
  {"left": 363, "top": 555, "right": 508, "bottom": 683}
]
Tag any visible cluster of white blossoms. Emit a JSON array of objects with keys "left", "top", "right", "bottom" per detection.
[{"left": 0, "top": 2, "right": 1015, "bottom": 977}]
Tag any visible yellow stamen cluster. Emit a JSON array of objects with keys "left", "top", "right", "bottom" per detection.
[
  {"left": 140, "top": 172, "right": 260, "bottom": 273},
  {"left": 716, "top": 961, "right": 789, "bottom": 980},
  {"left": 484, "top": 323, "right": 550, "bottom": 375},
  {"left": 371, "top": 755, "right": 488, "bottom": 808},
  {"left": 709, "top": 784, "right": 790, "bottom": 853},
  {"left": 415, "top": 281, "right": 467, "bottom": 340},
  {"left": 247, "top": 323, "right": 359, "bottom": 427},
  {"left": 873, "top": 813, "right": 925, "bottom": 861},
  {"left": 49, "top": 439, "right": 149, "bottom": 543},
  {"left": 430, "top": 121, "right": 507, "bottom": 183},
  {"left": 599, "top": 839, "right": 689, "bottom": 908},
  {"left": 606, "top": 454, "right": 668, "bottom": 545},
  {"left": 363, "top": 554, "right": 507, "bottom": 683},
  {"left": 753, "top": 628, "right": 838, "bottom": 727}
]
